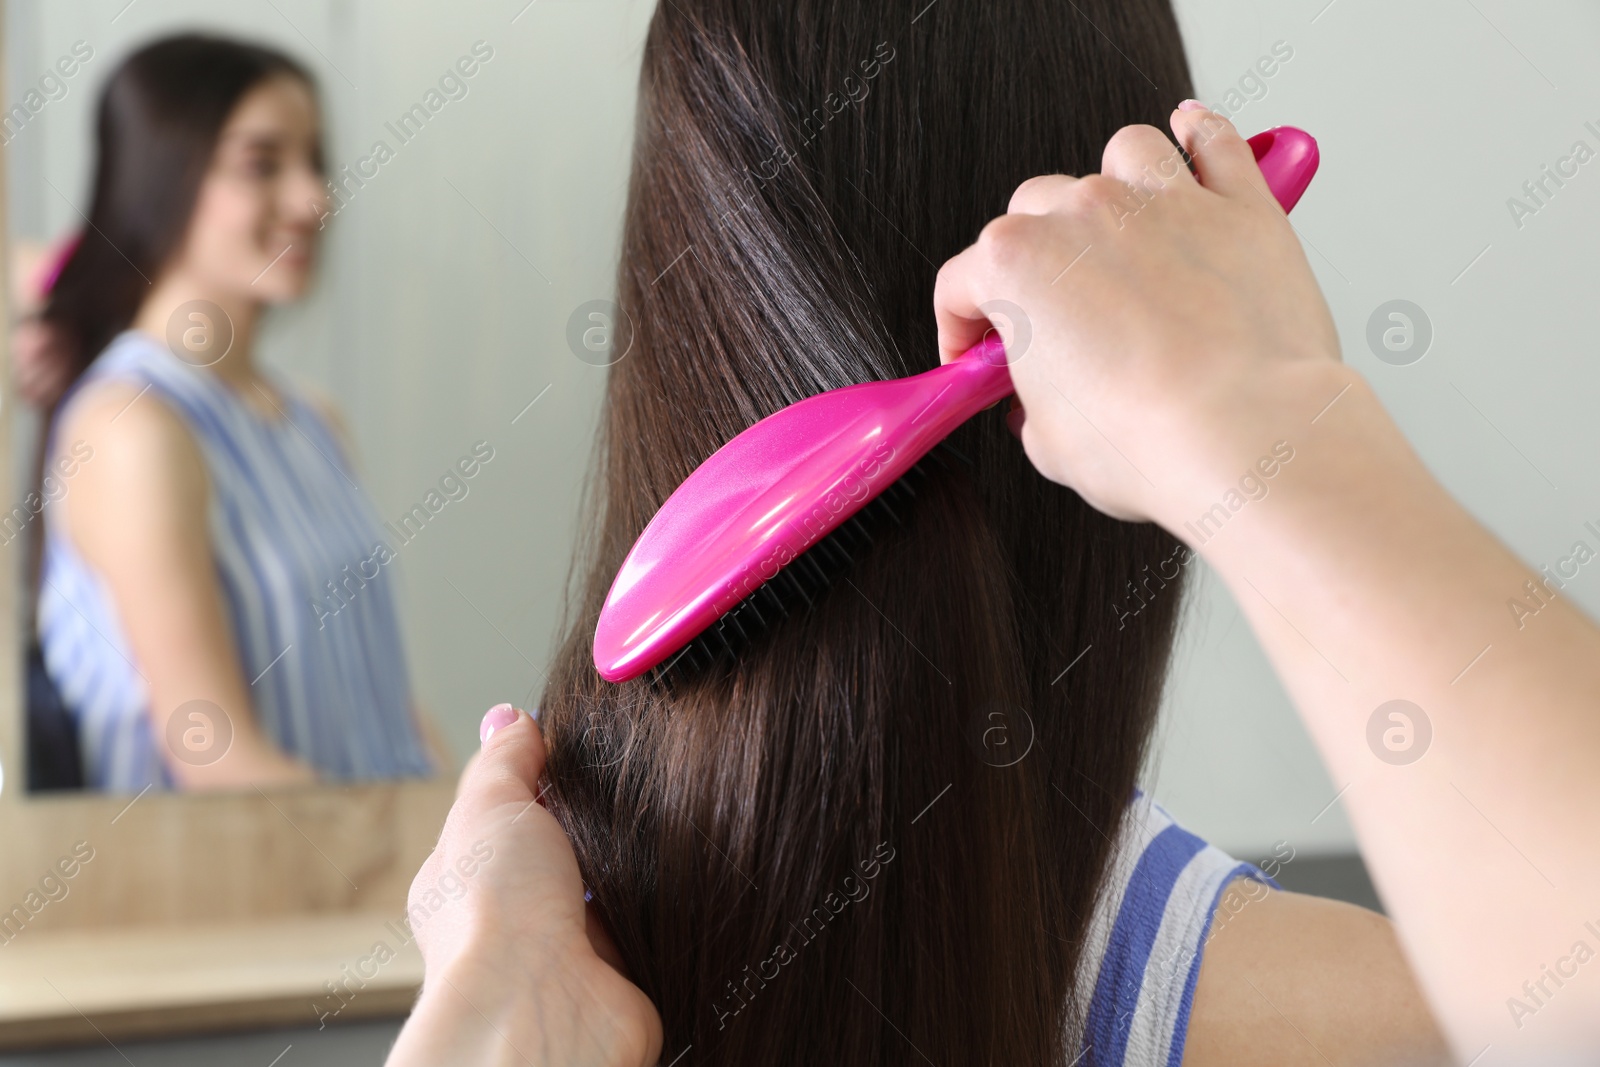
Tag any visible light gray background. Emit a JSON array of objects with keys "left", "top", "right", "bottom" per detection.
[{"left": 4, "top": 0, "right": 1598, "bottom": 1057}]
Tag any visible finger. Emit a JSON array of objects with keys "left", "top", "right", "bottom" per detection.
[
  {"left": 932, "top": 241, "right": 999, "bottom": 365},
  {"left": 456, "top": 705, "right": 545, "bottom": 820},
  {"left": 1007, "top": 173, "right": 1080, "bottom": 217},
  {"left": 453, "top": 748, "right": 483, "bottom": 801},
  {"left": 1100, "top": 123, "right": 1196, "bottom": 201},
  {"left": 1168, "top": 103, "right": 1271, "bottom": 203}
]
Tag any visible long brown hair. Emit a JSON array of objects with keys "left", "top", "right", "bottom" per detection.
[{"left": 540, "top": 1, "right": 1196, "bottom": 1062}]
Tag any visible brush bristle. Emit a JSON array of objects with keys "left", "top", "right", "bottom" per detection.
[{"left": 643, "top": 442, "right": 970, "bottom": 687}]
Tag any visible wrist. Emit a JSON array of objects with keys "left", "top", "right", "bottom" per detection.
[
  {"left": 1174, "top": 360, "right": 1452, "bottom": 573},
  {"left": 394, "top": 930, "right": 649, "bottom": 1067},
  {"left": 1152, "top": 360, "right": 1387, "bottom": 545}
]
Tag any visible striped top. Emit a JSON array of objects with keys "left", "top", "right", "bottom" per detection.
[
  {"left": 37, "top": 330, "right": 433, "bottom": 791},
  {"left": 1072, "top": 791, "right": 1277, "bottom": 1065}
]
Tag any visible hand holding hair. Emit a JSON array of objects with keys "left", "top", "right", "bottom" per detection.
[
  {"left": 388, "top": 705, "right": 662, "bottom": 1067},
  {"left": 933, "top": 103, "right": 1600, "bottom": 1054},
  {"left": 10, "top": 315, "right": 76, "bottom": 410}
]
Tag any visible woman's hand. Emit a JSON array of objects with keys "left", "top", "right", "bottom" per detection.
[
  {"left": 933, "top": 103, "right": 1345, "bottom": 531},
  {"left": 12, "top": 315, "right": 75, "bottom": 410},
  {"left": 388, "top": 705, "right": 662, "bottom": 1067}
]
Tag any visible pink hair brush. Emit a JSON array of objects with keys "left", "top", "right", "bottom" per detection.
[
  {"left": 35, "top": 232, "right": 82, "bottom": 297},
  {"left": 595, "top": 127, "right": 1320, "bottom": 683}
]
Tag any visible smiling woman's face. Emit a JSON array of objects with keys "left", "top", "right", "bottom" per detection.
[{"left": 170, "top": 74, "right": 329, "bottom": 304}]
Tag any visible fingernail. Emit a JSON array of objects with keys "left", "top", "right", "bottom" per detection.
[
  {"left": 480, "top": 703, "right": 518, "bottom": 745},
  {"left": 1178, "top": 99, "right": 1207, "bottom": 112}
]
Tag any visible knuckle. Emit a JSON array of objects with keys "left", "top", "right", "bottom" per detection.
[
  {"left": 1113, "top": 122, "right": 1166, "bottom": 145},
  {"left": 1007, "top": 173, "right": 1073, "bottom": 215},
  {"left": 977, "top": 212, "right": 1032, "bottom": 258},
  {"left": 1074, "top": 174, "right": 1125, "bottom": 209},
  {"left": 1104, "top": 123, "right": 1168, "bottom": 161}
]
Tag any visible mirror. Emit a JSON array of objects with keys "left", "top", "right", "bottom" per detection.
[
  {"left": 6, "top": 0, "right": 648, "bottom": 794},
  {"left": 0, "top": 0, "right": 651, "bottom": 1044}
]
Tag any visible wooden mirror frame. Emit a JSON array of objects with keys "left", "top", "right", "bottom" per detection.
[{"left": 0, "top": 14, "right": 455, "bottom": 1047}]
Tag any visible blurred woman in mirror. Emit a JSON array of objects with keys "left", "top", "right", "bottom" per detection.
[{"left": 24, "top": 34, "right": 441, "bottom": 791}]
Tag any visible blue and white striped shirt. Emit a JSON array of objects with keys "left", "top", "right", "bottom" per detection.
[
  {"left": 38, "top": 330, "right": 433, "bottom": 791},
  {"left": 1073, "top": 791, "right": 1277, "bottom": 1065}
]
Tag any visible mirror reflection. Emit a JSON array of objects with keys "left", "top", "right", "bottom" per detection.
[
  {"left": 8, "top": 3, "right": 621, "bottom": 793},
  {"left": 16, "top": 35, "right": 441, "bottom": 792}
]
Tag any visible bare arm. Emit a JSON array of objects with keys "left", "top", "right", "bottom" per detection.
[
  {"left": 59, "top": 380, "right": 314, "bottom": 789},
  {"left": 1184, "top": 883, "right": 1449, "bottom": 1066},
  {"left": 1194, "top": 366, "right": 1600, "bottom": 1051},
  {"left": 932, "top": 105, "right": 1600, "bottom": 1054}
]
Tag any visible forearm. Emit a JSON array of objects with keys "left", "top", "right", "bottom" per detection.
[
  {"left": 157, "top": 712, "right": 315, "bottom": 790},
  {"left": 1188, "top": 362, "right": 1600, "bottom": 1051}
]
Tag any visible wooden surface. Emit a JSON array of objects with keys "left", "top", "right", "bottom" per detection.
[
  {"left": 0, "top": 780, "right": 456, "bottom": 930},
  {"left": 0, "top": 912, "right": 426, "bottom": 1049},
  {"left": 0, "top": 778, "right": 456, "bottom": 1049}
]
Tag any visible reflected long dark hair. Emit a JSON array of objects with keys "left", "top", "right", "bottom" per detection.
[
  {"left": 540, "top": 1, "right": 1195, "bottom": 1062},
  {"left": 41, "top": 33, "right": 315, "bottom": 368}
]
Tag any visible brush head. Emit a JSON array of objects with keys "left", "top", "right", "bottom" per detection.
[
  {"left": 593, "top": 338, "right": 1014, "bottom": 684},
  {"left": 641, "top": 445, "right": 966, "bottom": 686}
]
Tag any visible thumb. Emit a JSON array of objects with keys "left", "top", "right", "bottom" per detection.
[{"left": 457, "top": 704, "right": 545, "bottom": 820}]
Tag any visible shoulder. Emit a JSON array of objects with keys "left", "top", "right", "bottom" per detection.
[
  {"left": 55, "top": 377, "right": 210, "bottom": 552},
  {"left": 1080, "top": 800, "right": 1446, "bottom": 1065},
  {"left": 55, "top": 331, "right": 204, "bottom": 473},
  {"left": 1182, "top": 886, "right": 1448, "bottom": 1065},
  {"left": 58, "top": 376, "right": 203, "bottom": 473}
]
